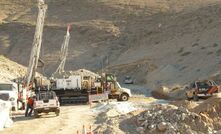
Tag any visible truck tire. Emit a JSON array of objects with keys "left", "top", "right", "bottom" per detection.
[
  {"left": 119, "top": 93, "right": 129, "bottom": 101},
  {"left": 55, "top": 109, "right": 60, "bottom": 116},
  {"left": 34, "top": 110, "right": 40, "bottom": 118},
  {"left": 59, "top": 97, "right": 63, "bottom": 106},
  {"left": 193, "top": 94, "right": 199, "bottom": 101}
]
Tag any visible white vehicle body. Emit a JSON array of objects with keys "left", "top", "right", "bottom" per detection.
[
  {"left": 56, "top": 75, "right": 81, "bottom": 89},
  {"left": 34, "top": 91, "right": 60, "bottom": 118},
  {"left": 54, "top": 74, "right": 132, "bottom": 102},
  {"left": 106, "top": 82, "right": 132, "bottom": 101},
  {"left": 0, "top": 83, "right": 18, "bottom": 111},
  {"left": 0, "top": 100, "right": 13, "bottom": 130},
  {"left": 116, "top": 82, "right": 132, "bottom": 97}
]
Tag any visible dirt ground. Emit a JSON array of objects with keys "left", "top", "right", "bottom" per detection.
[
  {"left": 1, "top": 105, "right": 96, "bottom": 134},
  {"left": 0, "top": 96, "right": 160, "bottom": 134},
  {"left": 2, "top": 93, "right": 221, "bottom": 134}
]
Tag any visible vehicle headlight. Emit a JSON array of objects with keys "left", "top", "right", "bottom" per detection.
[{"left": 9, "top": 97, "right": 15, "bottom": 101}]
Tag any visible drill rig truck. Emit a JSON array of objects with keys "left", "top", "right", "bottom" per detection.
[{"left": 51, "top": 70, "right": 132, "bottom": 103}]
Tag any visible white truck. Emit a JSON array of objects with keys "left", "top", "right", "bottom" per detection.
[
  {"left": 0, "top": 83, "right": 18, "bottom": 111},
  {"left": 52, "top": 73, "right": 132, "bottom": 103},
  {"left": 34, "top": 90, "right": 60, "bottom": 118}
]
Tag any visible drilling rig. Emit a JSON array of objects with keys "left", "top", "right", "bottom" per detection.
[
  {"left": 52, "top": 25, "right": 71, "bottom": 77},
  {"left": 26, "top": 0, "right": 47, "bottom": 87},
  {"left": 19, "top": 0, "right": 47, "bottom": 102},
  {"left": 50, "top": 26, "right": 132, "bottom": 104}
]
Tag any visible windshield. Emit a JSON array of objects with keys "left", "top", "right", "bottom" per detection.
[
  {"left": 36, "top": 91, "right": 56, "bottom": 100},
  {"left": 116, "top": 82, "right": 121, "bottom": 89},
  {"left": 0, "top": 84, "right": 12, "bottom": 91},
  {"left": 196, "top": 82, "right": 210, "bottom": 88}
]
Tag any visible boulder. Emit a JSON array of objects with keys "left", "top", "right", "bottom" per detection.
[{"left": 157, "top": 122, "right": 167, "bottom": 131}]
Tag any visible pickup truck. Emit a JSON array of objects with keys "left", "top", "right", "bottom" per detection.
[
  {"left": 185, "top": 80, "right": 219, "bottom": 101},
  {"left": 34, "top": 90, "right": 60, "bottom": 118}
]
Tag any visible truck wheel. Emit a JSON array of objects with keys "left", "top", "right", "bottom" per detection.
[
  {"left": 193, "top": 94, "right": 199, "bottom": 101},
  {"left": 55, "top": 110, "right": 60, "bottom": 116},
  {"left": 34, "top": 111, "right": 40, "bottom": 118},
  {"left": 120, "top": 93, "right": 129, "bottom": 101}
]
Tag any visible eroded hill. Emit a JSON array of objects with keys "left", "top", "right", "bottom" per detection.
[{"left": 1, "top": 0, "right": 221, "bottom": 88}]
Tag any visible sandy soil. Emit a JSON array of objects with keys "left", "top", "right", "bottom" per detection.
[{"left": 1, "top": 105, "right": 96, "bottom": 134}]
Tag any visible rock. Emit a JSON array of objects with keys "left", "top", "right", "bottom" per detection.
[
  {"left": 136, "top": 127, "right": 145, "bottom": 134},
  {"left": 165, "top": 124, "right": 177, "bottom": 134},
  {"left": 191, "top": 113, "right": 199, "bottom": 119},
  {"left": 185, "top": 129, "right": 198, "bottom": 134},
  {"left": 177, "top": 114, "right": 181, "bottom": 121},
  {"left": 137, "top": 116, "right": 146, "bottom": 122},
  {"left": 144, "top": 123, "right": 149, "bottom": 129},
  {"left": 157, "top": 122, "right": 167, "bottom": 131},
  {"left": 135, "top": 104, "right": 214, "bottom": 134},
  {"left": 149, "top": 124, "right": 156, "bottom": 129},
  {"left": 206, "top": 127, "right": 213, "bottom": 134},
  {"left": 178, "top": 106, "right": 189, "bottom": 113},
  {"left": 165, "top": 130, "right": 176, "bottom": 134},
  {"left": 141, "top": 120, "right": 148, "bottom": 126},
  {"left": 181, "top": 113, "right": 186, "bottom": 121},
  {"left": 158, "top": 110, "right": 162, "bottom": 114},
  {"left": 216, "top": 130, "right": 221, "bottom": 134}
]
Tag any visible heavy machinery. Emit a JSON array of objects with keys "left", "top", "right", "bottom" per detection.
[
  {"left": 17, "top": 0, "right": 48, "bottom": 109},
  {"left": 185, "top": 80, "right": 219, "bottom": 101},
  {"left": 101, "top": 73, "right": 132, "bottom": 101},
  {"left": 50, "top": 7, "right": 131, "bottom": 104},
  {"left": 26, "top": 0, "right": 47, "bottom": 87},
  {"left": 51, "top": 70, "right": 131, "bottom": 104},
  {"left": 52, "top": 25, "right": 71, "bottom": 76}
]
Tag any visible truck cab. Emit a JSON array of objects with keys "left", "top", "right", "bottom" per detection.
[
  {"left": 114, "top": 81, "right": 132, "bottom": 101},
  {"left": 101, "top": 73, "right": 132, "bottom": 101},
  {"left": 0, "top": 83, "right": 18, "bottom": 111}
]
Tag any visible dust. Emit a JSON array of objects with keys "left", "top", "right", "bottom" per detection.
[{"left": 151, "top": 85, "right": 186, "bottom": 100}]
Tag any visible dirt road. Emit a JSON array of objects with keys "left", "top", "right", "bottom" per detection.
[{"left": 1, "top": 105, "right": 96, "bottom": 134}]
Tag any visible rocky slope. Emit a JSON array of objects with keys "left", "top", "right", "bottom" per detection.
[
  {"left": 0, "top": 55, "right": 26, "bottom": 82},
  {"left": 1, "top": 0, "right": 221, "bottom": 88}
]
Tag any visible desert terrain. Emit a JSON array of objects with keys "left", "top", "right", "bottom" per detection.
[{"left": 1, "top": 0, "right": 221, "bottom": 134}]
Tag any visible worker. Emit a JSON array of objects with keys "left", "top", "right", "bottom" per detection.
[{"left": 25, "top": 96, "right": 34, "bottom": 117}]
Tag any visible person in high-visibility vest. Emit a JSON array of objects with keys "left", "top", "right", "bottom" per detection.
[{"left": 25, "top": 96, "right": 35, "bottom": 117}]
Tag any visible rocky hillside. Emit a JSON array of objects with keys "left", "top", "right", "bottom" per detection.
[
  {"left": 1, "top": 0, "right": 221, "bottom": 88},
  {"left": 0, "top": 55, "right": 26, "bottom": 82}
]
